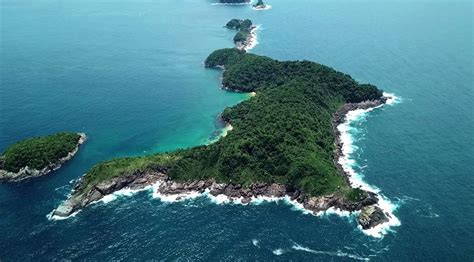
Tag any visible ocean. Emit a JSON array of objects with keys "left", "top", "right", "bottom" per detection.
[{"left": 0, "top": 0, "right": 472, "bottom": 260}]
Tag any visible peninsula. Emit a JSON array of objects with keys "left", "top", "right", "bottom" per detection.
[
  {"left": 0, "top": 132, "right": 86, "bottom": 182},
  {"left": 225, "top": 19, "right": 256, "bottom": 51},
  {"left": 54, "top": 49, "right": 389, "bottom": 229}
]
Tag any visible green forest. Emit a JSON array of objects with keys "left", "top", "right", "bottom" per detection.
[
  {"left": 1, "top": 132, "right": 82, "bottom": 172},
  {"left": 225, "top": 19, "right": 253, "bottom": 44},
  {"left": 78, "top": 48, "right": 383, "bottom": 198}
]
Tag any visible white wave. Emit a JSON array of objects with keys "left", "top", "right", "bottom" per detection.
[
  {"left": 153, "top": 190, "right": 202, "bottom": 203},
  {"left": 206, "top": 123, "right": 234, "bottom": 145},
  {"left": 272, "top": 248, "right": 286, "bottom": 255},
  {"left": 292, "top": 243, "right": 369, "bottom": 261},
  {"left": 383, "top": 92, "right": 401, "bottom": 106},
  {"left": 252, "top": 4, "right": 272, "bottom": 10},
  {"left": 100, "top": 184, "right": 154, "bottom": 204},
  {"left": 337, "top": 93, "right": 402, "bottom": 238},
  {"left": 243, "top": 25, "right": 260, "bottom": 52},
  {"left": 46, "top": 209, "right": 80, "bottom": 221},
  {"left": 252, "top": 239, "right": 260, "bottom": 247},
  {"left": 316, "top": 207, "right": 353, "bottom": 217},
  {"left": 211, "top": 1, "right": 252, "bottom": 6}
]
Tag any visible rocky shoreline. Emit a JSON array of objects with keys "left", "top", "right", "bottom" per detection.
[
  {"left": 332, "top": 97, "right": 391, "bottom": 228},
  {"left": 53, "top": 168, "right": 380, "bottom": 225},
  {"left": 53, "top": 100, "right": 390, "bottom": 229},
  {"left": 50, "top": 92, "right": 391, "bottom": 231},
  {"left": 332, "top": 98, "right": 387, "bottom": 184},
  {"left": 0, "top": 133, "right": 87, "bottom": 183},
  {"left": 235, "top": 25, "right": 257, "bottom": 51}
]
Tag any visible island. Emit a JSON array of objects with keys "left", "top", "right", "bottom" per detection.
[
  {"left": 53, "top": 48, "right": 389, "bottom": 229},
  {"left": 218, "top": 0, "right": 250, "bottom": 3},
  {"left": 252, "top": 0, "right": 268, "bottom": 10},
  {"left": 225, "top": 19, "right": 256, "bottom": 50},
  {"left": 0, "top": 132, "right": 86, "bottom": 182}
]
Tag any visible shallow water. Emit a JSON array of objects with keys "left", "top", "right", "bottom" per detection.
[{"left": 1, "top": 0, "right": 473, "bottom": 260}]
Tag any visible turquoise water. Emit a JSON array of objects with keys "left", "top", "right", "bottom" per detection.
[{"left": 1, "top": 0, "right": 473, "bottom": 260}]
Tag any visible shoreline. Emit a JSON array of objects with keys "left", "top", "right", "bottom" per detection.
[
  {"left": 0, "top": 133, "right": 87, "bottom": 182},
  {"left": 334, "top": 94, "right": 401, "bottom": 237},
  {"left": 235, "top": 25, "right": 258, "bottom": 51},
  {"left": 51, "top": 105, "right": 390, "bottom": 233},
  {"left": 51, "top": 60, "right": 395, "bottom": 236},
  {"left": 51, "top": 56, "right": 397, "bottom": 236},
  {"left": 252, "top": 4, "right": 272, "bottom": 11},
  {"left": 51, "top": 170, "right": 379, "bottom": 222}
]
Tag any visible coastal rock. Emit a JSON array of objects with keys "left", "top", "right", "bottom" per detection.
[
  {"left": 52, "top": 170, "right": 166, "bottom": 218},
  {"left": 53, "top": 201, "right": 76, "bottom": 217},
  {"left": 53, "top": 170, "right": 385, "bottom": 231},
  {"left": 358, "top": 205, "right": 389, "bottom": 229}
]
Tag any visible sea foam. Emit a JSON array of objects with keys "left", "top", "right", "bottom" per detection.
[
  {"left": 292, "top": 243, "right": 370, "bottom": 261},
  {"left": 243, "top": 25, "right": 260, "bottom": 52},
  {"left": 337, "top": 92, "right": 402, "bottom": 238}
]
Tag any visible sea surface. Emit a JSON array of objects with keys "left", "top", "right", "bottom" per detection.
[{"left": 0, "top": 0, "right": 473, "bottom": 260}]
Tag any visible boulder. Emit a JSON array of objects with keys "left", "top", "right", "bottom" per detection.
[{"left": 358, "top": 205, "right": 389, "bottom": 229}]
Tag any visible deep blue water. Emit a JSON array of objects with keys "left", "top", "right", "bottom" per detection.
[{"left": 1, "top": 0, "right": 473, "bottom": 260}]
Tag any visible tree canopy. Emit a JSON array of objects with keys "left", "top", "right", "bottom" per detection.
[
  {"left": 1, "top": 132, "right": 82, "bottom": 172},
  {"left": 79, "top": 49, "right": 383, "bottom": 197}
]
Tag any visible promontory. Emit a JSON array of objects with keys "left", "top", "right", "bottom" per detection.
[
  {"left": 0, "top": 132, "right": 86, "bottom": 182},
  {"left": 53, "top": 49, "right": 390, "bottom": 229}
]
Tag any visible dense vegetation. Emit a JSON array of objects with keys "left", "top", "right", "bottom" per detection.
[
  {"left": 226, "top": 19, "right": 252, "bottom": 31},
  {"left": 79, "top": 49, "right": 383, "bottom": 198},
  {"left": 225, "top": 19, "right": 253, "bottom": 45},
  {"left": 253, "top": 0, "right": 265, "bottom": 7},
  {"left": 79, "top": 152, "right": 183, "bottom": 193},
  {"left": 1, "top": 132, "right": 82, "bottom": 172}
]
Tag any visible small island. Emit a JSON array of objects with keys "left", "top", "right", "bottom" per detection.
[
  {"left": 252, "top": 0, "right": 270, "bottom": 10},
  {"left": 225, "top": 19, "right": 256, "bottom": 50},
  {"left": 218, "top": 0, "right": 250, "bottom": 3},
  {"left": 53, "top": 49, "right": 389, "bottom": 229},
  {"left": 0, "top": 132, "right": 86, "bottom": 182}
]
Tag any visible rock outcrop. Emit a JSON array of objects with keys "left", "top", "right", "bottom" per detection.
[
  {"left": 53, "top": 169, "right": 386, "bottom": 229},
  {"left": 358, "top": 205, "right": 390, "bottom": 229}
]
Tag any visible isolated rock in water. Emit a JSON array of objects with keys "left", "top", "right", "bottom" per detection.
[
  {"left": 219, "top": 0, "right": 250, "bottom": 3},
  {"left": 358, "top": 205, "right": 389, "bottom": 229}
]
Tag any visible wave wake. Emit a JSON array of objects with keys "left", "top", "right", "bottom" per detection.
[{"left": 292, "top": 243, "right": 370, "bottom": 261}]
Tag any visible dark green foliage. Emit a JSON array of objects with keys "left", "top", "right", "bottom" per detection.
[
  {"left": 253, "top": 0, "right": 265, "bottom": 7},
  {"left": 346, "top": 187, "right": 368, "bottom": 202},
  {"left": 1, "top": 132, "right": 81, "bottom": 172},
  {"left": 225, "top": 19, "right": 242, "bottom": 29},
  {"left": 226, "top": 19, "right": 252, "bottom": 31},
  {"left": 224, "top": 19, "right": 254, "bottom": 45},
  {"left": 204, "top": 48, "right": 245, "bottom": 68},
  {"left": 81, "top": 50, "right": 384, "bottom": 197},
  {"left": 206, "top": 49, "right": 383, "bottom": 100},
  {"left": 79, "top": 152, "right": 183, "bottom": 193},
  {"left": 233, "top": 31, "right": 249, "bottom": 43},
  {"left": 240, "top": 19, "right": 252, "bottom": 31}
]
